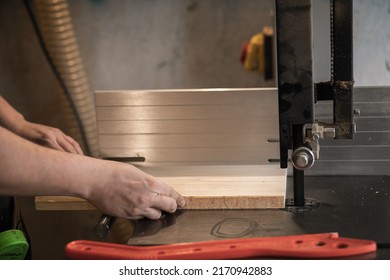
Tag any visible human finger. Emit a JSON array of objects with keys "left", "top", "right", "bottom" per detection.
[
  {"left": 158, "top": 181, "right": 186, "bottom": 208},
  {"left": 151, "top": 192, "right": 178, "bottom": 214},
  {"left": 65, "top": 135, "right": 84, "bottom": 155},
  {"left": 123, "top": 207, "right": 161, "bottom": 220},
  {"left": 56, "top": 135, "right": 78, "bottom": 154},
  {"left": 142, "top": 207, "right": 163, "bottom": 220},
  {"left": 37, "top": 136, "right": 66, "bottom": 152}
]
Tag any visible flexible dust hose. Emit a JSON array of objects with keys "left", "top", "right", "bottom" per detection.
[{"left": 32, "top": 0, "right": 98, "bottom": 157}]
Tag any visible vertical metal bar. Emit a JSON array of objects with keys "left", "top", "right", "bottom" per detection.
[
  {"left": 332, "top": 0, "right": 354, "bottom": 139},
  {"left": 293, "top": 169, "right": 305, "bottom": 206},
  {"left": 275, "top": 0, "right": 314, "bottom": 205},
  {"left": 332, "top": 0, "right": 353, "bottom": 81},
  {"left": 292, "top": 124, "right": 305, "bottom": 206},
  {"left": 264, "top": 33, "right": 274, "bottom": 80},
  {"left": 275, "top": 0, "right": 314, "bottom": 168}
]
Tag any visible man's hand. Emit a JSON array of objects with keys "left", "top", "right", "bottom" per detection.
[
  {"left": 87, "top": 162, "right": 186, "bottom": 220},
  {"left": 0, "top": 96, "right": 83, "bottom": 154},
  {"left": 15, "top": 121, "right": 84, "bottom": 155}
]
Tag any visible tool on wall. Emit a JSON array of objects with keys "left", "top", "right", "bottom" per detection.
[{"left": 240, "top": 26, "right": 274, "bottom": 80}]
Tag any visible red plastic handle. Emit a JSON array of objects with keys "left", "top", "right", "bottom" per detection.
[{"left": 65, "top": 232, "right": 376, "bottom": 260}]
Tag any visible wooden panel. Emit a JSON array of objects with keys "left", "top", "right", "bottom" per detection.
[
  {"left": 35, "top": 196, "right": 96, "bottom": 211},
  {"left": 35, "top": 165, "right": 287, "bottom": 210}
]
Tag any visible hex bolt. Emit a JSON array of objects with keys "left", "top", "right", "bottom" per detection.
[
  {"left": 292, "top": 147, "right": 315, "bottom": 170},
  {"left": 294, "top": 152, "right": 309, "bottom": 169}
]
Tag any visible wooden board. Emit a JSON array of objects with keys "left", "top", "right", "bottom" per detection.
[{"left": 35, "top": 165, "right": 286, "bottom": 210}]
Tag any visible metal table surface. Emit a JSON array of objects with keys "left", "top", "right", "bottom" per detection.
[{"left": 106, "top": 175, "right": 390, "bottom": 259}]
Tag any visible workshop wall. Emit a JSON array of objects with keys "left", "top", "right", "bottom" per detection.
[
  {"left": 312, "top": 0, "right": 390, "bottom": 86},
  {"left": 67, "top": 0, "right": 275, "bottom": 90},
  {"left": 353, "top": 0, "right": 390, "bottom": 86},
  {"left": 0, "top": 0, "right": 67, "bottom": 129}
]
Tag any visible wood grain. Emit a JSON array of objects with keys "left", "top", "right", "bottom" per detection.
[{"left": 35, "top": 165, "right": 287, "bottom": 210}]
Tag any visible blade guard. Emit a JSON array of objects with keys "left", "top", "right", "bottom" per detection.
[{"left": 65, "top": 232, "right": 376, "bottom": 260}]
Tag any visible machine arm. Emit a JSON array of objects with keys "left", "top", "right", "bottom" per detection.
[{"left": 275, "top": 0, "right": 354, "bottom": 207}]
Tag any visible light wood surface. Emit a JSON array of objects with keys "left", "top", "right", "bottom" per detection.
[
  {"left": 35, "top": 165, "right": 287, "bottom": 210},
  {"left": 35, "top": 196, "right": 96, "bottom": 211}
]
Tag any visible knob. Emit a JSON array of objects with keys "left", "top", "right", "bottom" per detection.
[{"left": 291, "top": 146, "right": 315, "bottom": 170}]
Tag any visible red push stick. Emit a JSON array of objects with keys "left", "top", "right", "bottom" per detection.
[{"left": 65, "top": 232, "right": 376, "bottom": 260}]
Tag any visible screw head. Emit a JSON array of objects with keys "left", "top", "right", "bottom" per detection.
[{"left": 312, "top": 133, "right": 320, "bottom": 141}]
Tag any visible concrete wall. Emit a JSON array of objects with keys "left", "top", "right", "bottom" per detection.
[
  {"left": 312, "top": 0, "right": 390, "bottom": 86},
  {"left": 68, "top": 0, "right": 275, "bottom": 90},
  {"left": 353, "top": 0, "right": 390, "bottom": 86}
]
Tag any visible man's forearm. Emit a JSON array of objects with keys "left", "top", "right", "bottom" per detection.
[
  {"left": 0, "top": 125, "right": 185, "bottom": 220},
  {"left": 0, "top": 126, "right": 100, "bottom": 198}
]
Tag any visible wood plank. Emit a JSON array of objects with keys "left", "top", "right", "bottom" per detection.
[
  {"left": 35, "top": 165, "right": 287, "bottom": 211},
  {"left": 34, "top": 196, "right": 96, "bottom": 211}
]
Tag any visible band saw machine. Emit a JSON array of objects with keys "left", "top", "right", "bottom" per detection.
[{"left": 33, "top": 0, "right": 390, "bottom": 259}]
